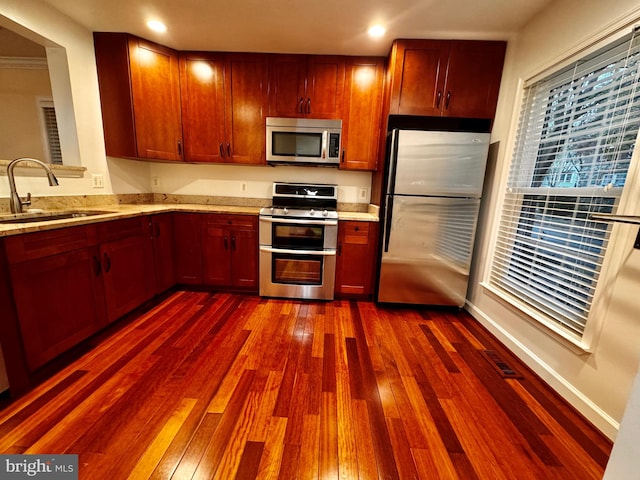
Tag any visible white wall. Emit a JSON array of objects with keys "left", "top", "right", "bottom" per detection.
[
  {"left": 468, "top": 0, "right": 640, "bottom": 440},
  {"left": 0, "top": 66, "right": 51, "bottom": 161}
]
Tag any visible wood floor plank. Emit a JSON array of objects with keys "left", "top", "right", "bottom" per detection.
[{"left": 0, "top": 291, "right": 610, "bottom": 479}]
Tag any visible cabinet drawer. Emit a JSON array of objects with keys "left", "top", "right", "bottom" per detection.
[
  {"left": 98, "top": 216, "right": 150, "bottom": 242},
  {"left": 4, "top": 225, "right": 98, "bottom": 264},
  {"left": 342, "top": 222, "right": 370, "bottom": 244},
  {"left": 202, "top": 213, "right": 257, "bottom": 230}
]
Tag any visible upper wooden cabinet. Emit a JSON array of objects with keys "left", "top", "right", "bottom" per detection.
[
  {"left": 388, "top": 39, "right": 506, "bottom": 119},
  {"left": 180, "top": 53, "right": 268, "bottom": 164},
  {"left": 341, "top": 57, "right": 385, "bottom": 171},
  {"left": 269, "top": 55, "right": 345, "bottom": 119},
  {"left": 93, "top": 32, "right": 183, "bottom": 161}
]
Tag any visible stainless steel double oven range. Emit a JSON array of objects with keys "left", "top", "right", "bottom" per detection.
[{"left": 259, "top": 182, "right": 338, "bottom": 300}]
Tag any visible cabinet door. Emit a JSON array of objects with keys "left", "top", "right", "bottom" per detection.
[
  {"left": 389, "top": 40, "right": 450, "bottom": 116},
  {"left": 335, "top": 221, "right": 378, "bottom": 297},
  {"left": 341, "top": 57, "right": 384, "bottom": 170},
  {"left": 180, "top": 53, "right": 227, "bottom": 162},
  {"left": 201, "top": 219, "right": 232, "bottom": 286},
  {"left": 268, "top": 55, "right": 307, "bottom": 117},
  {"left": 101, "top": 233, "right": 155, "bottom": 323},
  {"left": 230, "top": 225, "right": 258, "bottom": 289},
  {"left": 10, "top": 247, "right": 106, "bottom": 371},
  {"left": 305, "top": 56, "right": 345, "bottom": 119},
  {"left": 129, "top": 37, "right": 183, "bottom": 160},
  {"left": 152, "top": 214, "right": 176, "bottom": 293},
  {"left": 174, "top": 213, "right": 203, "bottom": 284},
  {"left": 443, "top": 41, "right": 506, "bottom": 119},
  {"left": 226, "top": 54, "right": 269, "bottom": 164}
]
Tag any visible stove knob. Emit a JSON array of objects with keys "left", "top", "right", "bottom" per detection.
[
  {"left": 310, "top": 209, "right": 315, "bottom": 216},
  {"left": 322, "top": 210, "right": 329, "bottom": 217},
  {"left": 270, "top": 207, "right": 274, "bottom": 213},
  {"left": 283, "top": 207, "right": 289, "bottom": 215}
]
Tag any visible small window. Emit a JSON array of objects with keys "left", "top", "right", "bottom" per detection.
[{"left": 38, "top": 100, "right": 62, "bottom": 165}]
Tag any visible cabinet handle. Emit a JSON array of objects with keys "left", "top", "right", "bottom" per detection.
[
  {"left": 436, "top": 90, "right": 442, "bottom": 109},
  {"left": 338, "top": 241, "right": 342, "bottom": 256},
  {"left": 341, "top": 149, "right": 345, "bottom": 164},
  {"left": 227, "top": 143, "right": 232, "bottom": 158},
  {"left": 298, "top": 97, "right": 304, "bottom": 114},
  {"left": 445, "top": 91, "right": 451, "bottom": 109},
  {"left": 93, "top": 256, "right": 102, "bottom": 277},
  {"left": 177, "top": 140, "right": 182, "bottom": 157},
  {"left": 155, "top": 222, "right": 161, "bottom": 238},
  {"left": 306, "top": 98, "right": 311, "bottom": 114},
  {"left": 219, "top": 142, "right": 225, "bottom": 158},
  {"left": 231, "top": 236, "right": 236, "bottom": 251},
  {"left": 224, "top": 235, "right": 229, "bottom": 250},
  {"left": 103, "top": 252, "right": 111, "bottom": 273}
]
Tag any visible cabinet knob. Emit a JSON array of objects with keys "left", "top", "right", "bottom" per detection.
[
  {"left": 219, "top": 142, "right": 225, "bottom": 158},
  {"left": 436, "top": 90, "right": 442, "bottom": 109},
  {"left": 306, "top": 98, "right": 311, "bottom": 114},
  {"left": 298, "top": 97, "right": 304, "bottom": 114},
  {"left": 445, "top": 91, "right": 452, "bottom": 109}
]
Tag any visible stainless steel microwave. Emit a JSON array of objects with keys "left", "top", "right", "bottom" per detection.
[{"left": 266, "top": 117, "right": 342, "bottom": 166}]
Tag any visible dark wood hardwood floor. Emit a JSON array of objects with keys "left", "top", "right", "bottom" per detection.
[{"left": 0, "top": 290, "right": 611, "bottom": 479}]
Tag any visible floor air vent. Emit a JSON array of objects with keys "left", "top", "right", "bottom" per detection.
[{"left": 481, "top": 350, "right": 523, "bottom": 379}]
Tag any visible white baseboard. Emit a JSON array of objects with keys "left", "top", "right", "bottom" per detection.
[{"left": 465, "top": 301, "right": 619, "bottom": 440}]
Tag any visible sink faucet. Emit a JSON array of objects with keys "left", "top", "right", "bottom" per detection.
[{"left": 7, "top": 157, "right": 59, "bottom": 214}]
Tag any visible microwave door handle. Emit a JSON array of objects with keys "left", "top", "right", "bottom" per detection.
[{"left": 321, "top": 130, "right": 328, "bottom": 159}]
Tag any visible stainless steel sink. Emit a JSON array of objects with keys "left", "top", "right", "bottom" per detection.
[{"left": 0, "top": 210, "right": 116, "bottom": 224}]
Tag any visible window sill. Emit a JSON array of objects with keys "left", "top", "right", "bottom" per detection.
[
  {"left": 0, "top": 159, "right": 86, "bottom": 178},
  {"left": 480, "top": 281, "right": 593, "bottom": 355}
]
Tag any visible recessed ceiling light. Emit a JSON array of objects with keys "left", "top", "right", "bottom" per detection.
[
  {"left": 368, "top": 24, "right": 386, "bottom": 38},
  {"left": 147, "top": 20, "right": 167, "bottom": 33}
]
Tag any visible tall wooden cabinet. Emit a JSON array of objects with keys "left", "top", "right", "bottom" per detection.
[
  {"left": 93, "top": 32, "right": 183, "bottom": 161},
  {"left": 341, "top": 57, "right": 385, "bottom": 170},
  {"left": 269, "top": 54, "right": 345, "bottom": 119},
  {"left": 180, "top": 53, "right": 268, "bottom": 164},
  {"left": 388, "top": 39, "right": 506, "bottom": 119}
]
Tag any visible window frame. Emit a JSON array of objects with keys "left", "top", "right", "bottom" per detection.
[{"left": 482, "top": 28, "right": 640, "bottom": 352}]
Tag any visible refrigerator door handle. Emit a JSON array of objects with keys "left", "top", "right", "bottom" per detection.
[
  {"left": 383, "top": 195, "right": 394, "bottom": 253},
  {"left": 386, "top": 129, "right": 400, "bottom": 196}
]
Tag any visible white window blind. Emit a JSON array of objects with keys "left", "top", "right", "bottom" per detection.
[
  {"left": 41, "top": 105, "right": 62, "bottom": 165},
  {"left": 490, "top": 31, "right": 640, "bottom": 339}
]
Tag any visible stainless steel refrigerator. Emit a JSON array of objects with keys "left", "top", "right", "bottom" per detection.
[{"left": 377, "top": 127, "right": 491, "bottom": 306}]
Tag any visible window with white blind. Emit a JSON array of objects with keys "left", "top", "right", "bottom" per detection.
[
  {"left": 489, "top": 31, "right": 640, "bottom": 340},
  {"left": 38, "top": 100, "right": 62, "bottom": 165}
]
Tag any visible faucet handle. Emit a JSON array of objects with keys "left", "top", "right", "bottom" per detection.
[{"left": 21, "top": 192, "right": 32, "bottom": 208}]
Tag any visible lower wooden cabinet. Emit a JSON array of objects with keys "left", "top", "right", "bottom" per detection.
[
  {"left": 152, "top": 213, "right": 176, "bottom": 293},
  {"left": 100, "top": 226, "right": 155, "bottom": 323},
  {"left": 174, "top": 213, "right": 203, "bottom": 284},
  {"left": 9, "top": 246, "right": 106, "bottom": 371},
  {"left": 201, "top": 214, "right": 258, "bottom": 289},
  {"left": 335, "top": 221, "right": 379, "bottom": 297}
]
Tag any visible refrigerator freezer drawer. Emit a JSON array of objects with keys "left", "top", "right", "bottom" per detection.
[
  {"left": 378, "top": 196, "right": 481, "bottom": 306},
  {"left": 390, "top": 130, "right": 490, "bottom": 197}
]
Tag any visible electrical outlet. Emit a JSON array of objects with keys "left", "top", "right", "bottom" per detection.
[
  {"left": 91, "top": 174, "right": 104, "bottom": 189},
  {"left": 240, "top": 181, "right": 248, "bottom": 193},
  {"left": 152, "top": 176, "right": 161, "bottom": 188},
  {"left": 358, "top": 187, "right": 368, "bottom": 201}
]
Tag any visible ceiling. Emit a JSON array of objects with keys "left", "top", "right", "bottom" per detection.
[{"left": 37, "top": 0, "right": 554, "bottom": 56}]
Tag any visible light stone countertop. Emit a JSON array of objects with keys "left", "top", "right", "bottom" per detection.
[{"left": 0, "top": 203, "right": 378, "bottom": 237}]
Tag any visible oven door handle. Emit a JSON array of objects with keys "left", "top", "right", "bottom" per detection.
[
  {"left": 259, "top": 246, "right": 336, "bottom": 256},
  {"left": 259, "top": 217, "right": 338, "bottom": 226}
]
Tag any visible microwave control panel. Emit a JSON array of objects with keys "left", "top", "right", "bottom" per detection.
[{"left": 329, "top": 133, "right": 340, "bottom": 158}]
